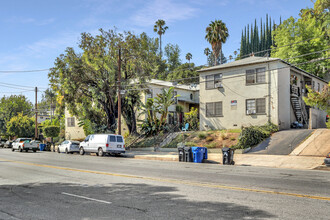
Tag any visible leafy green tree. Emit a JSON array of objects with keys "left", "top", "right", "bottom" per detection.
[
  {"left": 207, "top": 50, "right": 227, "bottom": 66},
  {"left": 303, "top": 82, "right": 330, "bottom": 114},
  {"left": 205, "top": 20, "right": 229, "bottom": 66},
  {"left": 164, "top": 43, "right": 181, "bottom": 71},
  {"left": 271, "top": 1, "right": 329, "bottom": 78},
  {"left": 166, "top": 63, "right": 202, "bottom": 84},
  {"left": 154, "top": 19, "right": 168, "bottom": 57},
  {"left": 49, "top": 29, "right": 159, "bottom": 133},
  {"left": 139, "top": 87, "right": 178, "bottom": 135},
  {"left": 43, "top": 126, "right": 60, "bottom": 139},
  {"left": 6, "top": 112, "right": 34, "bottom": 138},
  {"left": 0, "top": 95, "right": 33, "bottom": 136},
  {"left": 184, "top": 107, "right": 199, "bottom": 130},
  {"left": 185, "top": 53, "right": 192, "bottom": 63}
]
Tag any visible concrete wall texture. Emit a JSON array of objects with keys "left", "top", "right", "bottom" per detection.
[{"left": 199, "top": 59, "right": 328, "bottom": 130}]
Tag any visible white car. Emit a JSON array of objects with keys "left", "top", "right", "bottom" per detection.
[
  {"left": 12, "top": 138, "right": 39, "bottom": 152},
  {"left": 58, "top": 140, "right": 80, "bottom": 154}
]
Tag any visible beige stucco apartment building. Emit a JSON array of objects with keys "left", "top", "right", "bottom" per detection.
[
  {"left": 64, "top": 108, "right": 85, "bottom": 140},
  {"left": 199, "top": 56, "right": 328, "bottom": 130},
  {"left": 138, "top": 79, "right": 199, "bottom": 125}
]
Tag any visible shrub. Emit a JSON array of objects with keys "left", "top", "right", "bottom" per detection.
[
  {"left": 205, "top": 142, "right": 217, "bottom": 148},
  {"left": 220, "top": 131, "right": 228, "bottom": 140},
  {"left": 235, "top": 122, "right": 279, "bottom": 149},
  {"left": 198, "top": 133, "right": 206, "bottom": 139},
  {"left": 205, "top": 136, "right": 214, "bottom": 142},
  {"left": 43, "top": 126, "right": 60, "bottom": 138},
  {"left": 185, "top": 142, "right": 197, "bottom": 146}
]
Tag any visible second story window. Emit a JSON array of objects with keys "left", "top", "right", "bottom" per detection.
[
  {"left": 246, "top": 67, "right": 266, "bottom": 84},
  {"left": 67, "top": 117, "right": 75, "bottom": 127},
  {"left": 205, "top": 73, "right": 223, "bottom": 89}
]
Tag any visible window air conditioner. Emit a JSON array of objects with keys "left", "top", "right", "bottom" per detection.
[
  {"left": 215, "top": 83, "right": 223, "bottom": 88},
  {"left": 247, "top": 109, "right": 256, "bottom": 114}
]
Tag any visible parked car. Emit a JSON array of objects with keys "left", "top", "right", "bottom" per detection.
[
  {"left": 324, "top": 152, "right": 330, "bottom": 167},
  {"left": 58, "top": 140, "right": 80, "bottom": 154},
  {"left": 12, "top": 138, "right": 39, "bottom": 152},
  {"left": 4, "top": 140, "right": 13, "bottom": 148},
  {"left": 0, "top": 139, "right": 7, "bottom": 148},
  {"left": 79, "top": 134, "right": 125, "bottom": 157}
]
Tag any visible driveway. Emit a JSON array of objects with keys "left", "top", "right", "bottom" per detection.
[{"left": 248, "top": 129, "right": 313, "bottom": 155}]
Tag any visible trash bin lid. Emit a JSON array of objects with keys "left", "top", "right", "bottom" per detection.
[
  {"left": 222, "top": 147, "right": 230, "bottom": 152},
  {"left": 191, "top": 146, "right": 203, "bottom": 152}
]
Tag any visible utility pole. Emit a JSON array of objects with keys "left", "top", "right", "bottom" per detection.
[
  {"left": 35, "top": 87, "right": 38, "bottom": 139},
  {"left": 117, "top": 48, "right": 121, "bottom": 135}
]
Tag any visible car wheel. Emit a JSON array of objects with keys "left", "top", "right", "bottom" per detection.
[
  {"left": 25, "top": 149, "right": 28, "bottom": 152},
  {"left": 33, "top": 149, "right": 37, "bottom": 152},
  {"left": 79, "top": 147, "right": 85, "bottom": 155},
  {"left": 12, "top": 148, "right": 15, "bottom": 152},
  {"left": 98, "top": 148, "right": 104, "bottom": 157},
  {"left": 19, "top": 147, "right": 23, "bottom": 152},
  {"left": 65, "top": 148, "right": 69, "bottom": 154},
  {"left": 57, "top": 147, "right": 60, "bottom": 153}
]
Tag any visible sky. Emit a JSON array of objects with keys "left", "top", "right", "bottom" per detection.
[{"left": 0, "top": 0, "right": 314, "bottom": 103}]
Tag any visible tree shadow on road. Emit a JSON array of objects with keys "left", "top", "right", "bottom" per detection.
[{"left": 0, "top": 182, "right": 277, "bottom": 219}]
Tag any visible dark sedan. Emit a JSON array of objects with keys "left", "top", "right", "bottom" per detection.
[{"left": 325, "top": 152, "right": 330, "bottom": 167}]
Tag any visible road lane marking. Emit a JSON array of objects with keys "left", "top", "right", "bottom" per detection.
[
  {"left": 1, "top": 158, "right": 330, "bottom": 202},
  {"left": 61, "top": 192, "right": 112, "bottom": 204}
]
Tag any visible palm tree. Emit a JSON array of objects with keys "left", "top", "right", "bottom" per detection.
[
  {"left": 229, "top": 55, "right": 233, "bottom": 61},
  {"left": 185, "top": 53, "right": 192, "bottom": 63},
  {"left": 154, "top": 87, "right": 178, "bottom": 126},
  {"left": 205, "top": 20, "right": 229, "bottom": 66},
  {"left": 204, "top": 48, "right": 211, "bottom": 64},
  {"left": 153, "top": 19, "right": 168, "bottom": 58}
]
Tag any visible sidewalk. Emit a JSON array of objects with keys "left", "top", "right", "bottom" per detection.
[{"left": 125, "top": 150, "right": 328, "bottom": 170}]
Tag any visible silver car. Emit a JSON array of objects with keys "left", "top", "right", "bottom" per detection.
[
  {"left": 58, "top": 140, "right": 80, "bottom": 154},
  {"left": 325, "top": 152, "right": 330, "bottom": 167}
]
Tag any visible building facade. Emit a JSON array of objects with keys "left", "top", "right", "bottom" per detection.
[
  {"left": 199, "top": 57, "right": 327, "bottom": 130},
  {"left": 137, "top": 79, "right": 199, "bottom": 126},
  {"left": 64, "top": 108, "right": 85, "bottom": 140}
]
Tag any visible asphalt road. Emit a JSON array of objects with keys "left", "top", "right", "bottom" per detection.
[{"left": 0, "top": 148, "right": 329, "bottom": 220}]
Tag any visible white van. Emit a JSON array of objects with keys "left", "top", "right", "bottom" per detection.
[{"left": 79, "top": 134, "right": 125, "bottom": 156}]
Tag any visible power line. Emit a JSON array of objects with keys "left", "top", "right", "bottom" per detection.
[
  {"left": 0, "top": 69, "right": 50, "bottom": 73},
  {"left": 118, "top": 57, "right": 329, "bottom": 92},
  {"left": 120, "top": 51, "right": 329, "bottom": 89}
]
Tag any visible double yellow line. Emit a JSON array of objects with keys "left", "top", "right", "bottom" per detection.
[{"left": 2, "top": 158, "right": 330, "bottom": 201}]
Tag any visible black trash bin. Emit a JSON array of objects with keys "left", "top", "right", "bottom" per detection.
[
  {"left": 178, "top": 145, "right": 185, "bottom": 162},
  {"left": 184, "top": 146, "right": 193, "bottom": 162},
  {"left": 222, "top": 147, "right": 235, "bottom": 165}
]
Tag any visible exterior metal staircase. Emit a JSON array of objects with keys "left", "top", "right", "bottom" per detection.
[{"left": 290, "top": 85, "right": 308, "bottom": 124}]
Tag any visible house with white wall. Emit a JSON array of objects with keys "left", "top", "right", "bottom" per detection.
[
  {"left": 198, "top": 56, "right": 328, "bottom": 130},
  {"left": 138, "top": 79, "right": 199, "bottom": 125}
]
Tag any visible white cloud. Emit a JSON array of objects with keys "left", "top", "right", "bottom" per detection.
[
  {"left": 4, "top": 16, "right": 55, "bottom": 26},
  {"left": 131, "top": 0, "right": 198, "bottom": 27}
]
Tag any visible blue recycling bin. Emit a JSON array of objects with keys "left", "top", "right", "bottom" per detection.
[
  {"left": 39, "top": 144, "right": 46, "bottom": 151},
  {"left": 191, "top": 147, "right": 204, "bottom": 163}
]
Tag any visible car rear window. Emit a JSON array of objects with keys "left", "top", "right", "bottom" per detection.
[
  {"left": 116, "top": 136, "right": 123, "bottom": 143},
  {"left": 109, "top": 135, "right": 116, "bottom": 142}
]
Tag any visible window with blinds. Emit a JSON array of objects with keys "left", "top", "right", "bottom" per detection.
[
  {"left": 246, "top": 67, "right": 266, "bottom": 84},
  {"left": 246, "top": 98, "right": 266, "bottom": 114},
  {"left": 206, "top": 102, "right": 222, "bottom": 117}
]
